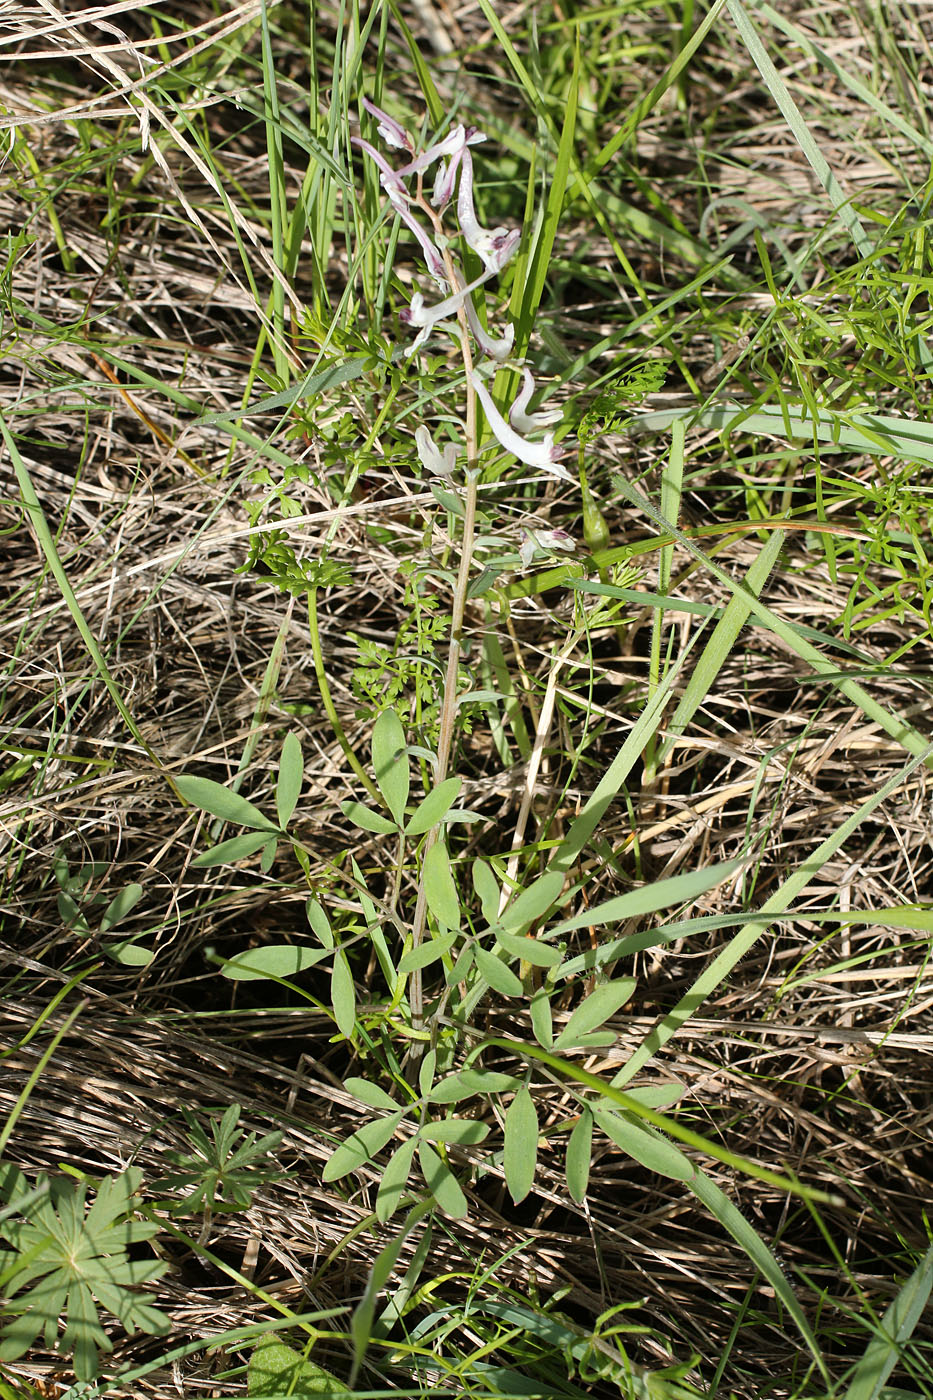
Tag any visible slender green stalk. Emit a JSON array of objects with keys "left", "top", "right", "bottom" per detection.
[{"left": 307, "top": 587, "right": 381, "bottom": 806}]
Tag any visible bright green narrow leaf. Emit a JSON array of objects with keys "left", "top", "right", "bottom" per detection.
[
  {"left": 306, "top": 898, "right": 334, "bottom": 949},
  {"left": 530, "top": 986, "right": 553, "bottom": 1050},
  {"left": 175, "top": 775, "right": 278, "bottom": 831},
  {"left": 191, "top": 830, "right": 275, "bottom": 868},
  {"left": 276, "top": 731, "right": 304, "bottom": 830},
  {"left": 221, "top": 945, "right": 329, "bottom": 981},
  {"left": 494, "top": 926, "right": 563, "bottom": 967},
  {"left": 842, "top": 1247, "right": 933, "bottom": 1400},
  {"left": 550, "top": 862, "right": 741, "bottom": 938},
  {"left": 406, "top": 776, "right": 462, "bottom": 835},
  {"left": 418, "top": 1141, "right": 468, "bottom": 1219},
  {"left": 503, "top": 1087, "right": 538, "bottom": 1204},
  {"left": 375, "top": 1136, "right": 418, "bottom": 1224},
  {"left": 428, "top": 1068, "right": 523, "bottom": 1104},
  {"left": 340, "top": 800, "right": 398, "bottom": 835},
  {"left": 99, "top": 883, "right": 143, "bottom": 933},
  {"left": 398, "top": 929, "right": 457, "bottom": 975},
  {"left": 566, "top": 1109, "right": 593, "bottom": 1204},
  {"left": 445, "top": 943, "right": 473, "bottom": 986},
  {"left": 343, "top": 1078, "right": 398, "bottom": 1111},
  {"left": 322, "top": 1110, "right": 407, "bottom": 1183},
  {"left": 554, "top": 979, "right": 637, "bottom": 1049},
  {"left": 259, "top": 837, "right": 277, "bottom": 873},
  {"left": 474, "top": 946, "right": 524, "bottom": 998},
  {"left": 248, "top": 1335, "right": 350, "bottom": 1396},
  {"left": 472, "top": 858, "right": 501, "bottom": 925},
  {"left": 331, "top": 950, "right": 356, "bottom": 1037},
  {"left": 418, "top": 1118, "right": 489, "bottom": 1145},
  {"left": 422, "top": 842, "right": 461, "bottom": 930},
  {"left": 593, "top": 1108, "right": 692, "bottom": 1181},
  {"left": 106, "top": 941, "right": 154, "bottom": 967},
  {"left": 372, "top": 709, "right": 409, "bottom": 826},
  {"left": 498, "top": 868, "right": 565, "bottom": 934},
  {"left": 418, "top": 1049, "right": 437, "bottom": 1101}
]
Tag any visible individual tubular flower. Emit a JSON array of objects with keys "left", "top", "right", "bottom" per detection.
[
  {"left": 470, "top": 372, "right": 573, "bottom": 481},
  {"left": 519, "top": 526, "right": 576, "bottom": 568},
  {"left": 415, "top": 425, "right": 459, "bottom": 477},
  {"left": 354, "top": 136, "right": 449, "bottom": 286},
  {"left": 463, "top": 295, "right": 514, "bottom": 362},
  {"left": 509, "top": 367, "right": 563, "bottom": 433},
  {"left": 360, "top": 97, "right": 413, "bottom": 152},
  {"left": 457, "top": 147, "right": 521, "bottom": 274},
  {"left": 399, "top": 266, "right": 501, "bottom": 356}
]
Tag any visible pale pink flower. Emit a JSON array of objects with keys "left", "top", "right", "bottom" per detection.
[{"left": 470, "top": 373, "right": 572, "bottom": 481}]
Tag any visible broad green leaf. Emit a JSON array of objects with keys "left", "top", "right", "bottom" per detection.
[
  {"left": 498, "top": 868, "right": 565, "bottom": 934},
  {"left": 472, "top": 858, "right": 500, "bottom": 925},
  {"left": 221, "top": 945, "right": 329, "bottom": 981},
  {"left": 530, "top": 986, "right": 553, "bottom": 1049},
  {"left": 428, "top": 1068, "right": 523, "bottom": 1103},
  {"left": 331, "top": 950, "right": 356, "bottom": 1037},
  {"left": 494, "top": 926, "right": 563, "bottom": 967},
  {"left": 444, "top": 943, "right": 473, "bottom": 985},
  {"left": 340, "top": 800, "right": 397, "bottom": 835},
  {"left": 375, "top": 1136, "right": 418, "bottom": 1223},
  {"left": 191, "top": 830, "right": 274, "bottom": 867},
  {"left": 248, "top": 1335, "right": 350, "bottom": 1396},
  {"left": 398, "top": 929, "right": 457, "bottom": 975},
  {"left": 554, "top": 979, "right": 637, "bottom": 1049},
  {"left": 276, "top": 731, "right": 304, "bottom": 829},
  {"left": 418, "top": 1141, "right": 468, "bottom": 1218},
  {"left": 306, "top": 898, "right": 334, "bottom": 949},
  {"left": 842, "top": 1246, "right": 933, "bottom": 1400},
  {"left": 372, "top": 709, "right": 409, "bottom": 827},
  {"left": 322, "top": 1110, "right": 406, "bottom": 1182},
  {"left": 593, "top": 1108, "right": 692, "bottom": 1181},
  {"left": 176, "top": 775, "right": 278, "bottom": 831},
  {"left": 566, "top": 1109, "right": 592, "bottom": 1204},
  {"left": 106, "top": 940, "right": 154, "bottom": 967},
  {"left": 474, "top": 946, "right": 523, "bottom": 997},
  {"left": 259, "top": 837, "right": 277, "bottom": 872},
  {"left": 99, "top": 883, "right": 143, "bottom": 933},
  {"left": 406, "top": 776, "right": 462, "bottom": 835},
  {"left": 418, "top": 1118, "right": 489, "bottom": 1145},
  {"left": 422, "top": 842, "right": 460, "bottom": 930},
  {"left": 504, "top": 1088, "right": 537, "bottom": 1204},
  {"left": 343, "top": 1078, "right": 397, "bottom": 1111}
]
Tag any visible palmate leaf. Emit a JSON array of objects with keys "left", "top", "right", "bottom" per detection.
[{"left": 0, "top": 1167, "right": 169, "bottom": 1381}]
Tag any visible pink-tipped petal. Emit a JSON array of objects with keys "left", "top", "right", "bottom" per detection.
[
  {"left": 471, "top": 374, "right": 573, "bottom": 480},
  {"left": 361, "top": 97, "right": 413, "bottom": 151}
]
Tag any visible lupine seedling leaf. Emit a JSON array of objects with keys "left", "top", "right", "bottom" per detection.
[
  {"left": 553, "top": 978, "right": 637, "bottom": 1049},
  {"left": 276, "top": 731, "right": 304, "bottom": 829},
  {"left": 372, "top": 709, "right": 409, "bottom": 826},
  {"left": 593, "top": 1107, "right": 692, "bottom": 1181},
  {"left": 191, "top": 830, "right": 275, "bottom": 867},
  {"left": 151, "top": 1105, "right": 284, "bottom": 1214},
  {"left": 418, "top": 1141, "right": 468, "bottom": 1219},
  {"left": 406, "top": 776, "right": 462, "bottom": 834},
  {"left": 99, "top": 883, "right": 143, "bottom": 933},
  {"left": 566, "top": 1108, "right": 593, "bottom": 1203},
  {"left": 340, "top": 800, "right": 398, "bottom": 835},
  {"left": 474, "top": 946, "right": 523, "bottom": 997},
  {"left": 221, "top": 945, "right": 329, "bottom": 980},
  {"left": 176, "top": 775, "right": 278, "bottom": 831},
  {"left": 375, "top": 1137, "right": 418, "bottom": 1223},
  {"left": 322, "top": 1111, "right": 407, "bottom": 1183},
  {"left": 331, "top": 950, "right": 356, "bottom": 1037},
  {"left": 0, "top": 1167, "right": 169, "bottom": 1381},
  {"left": 422, "top": 842, "right": 461, "bottom": 930},
  {"left": 503, "top": 1087, "right": 538, "bottom": 1204}
]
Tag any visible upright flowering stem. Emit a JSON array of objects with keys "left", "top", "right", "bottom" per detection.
[{"left": 407, "top": 244, "right": 479, "bottom": 1038}]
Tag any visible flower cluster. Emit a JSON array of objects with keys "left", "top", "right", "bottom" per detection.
[{"left": 355, "top": 98, "right": 571, "bottom": 486}]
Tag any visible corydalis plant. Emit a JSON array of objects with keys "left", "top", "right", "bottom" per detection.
[
  {"left": 355, "top": 97, "right": 569, "bottom": 481},
  {"left": 354, "top": 96, "right": 576, "bottom": 1034}
]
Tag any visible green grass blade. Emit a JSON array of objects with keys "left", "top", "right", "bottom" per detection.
[
  {"left": 842, "top": 1247, "right": 933, "bottom": 1400},
  {"left": 726, "top": 0, "right": 874, "bottom": 259}
]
